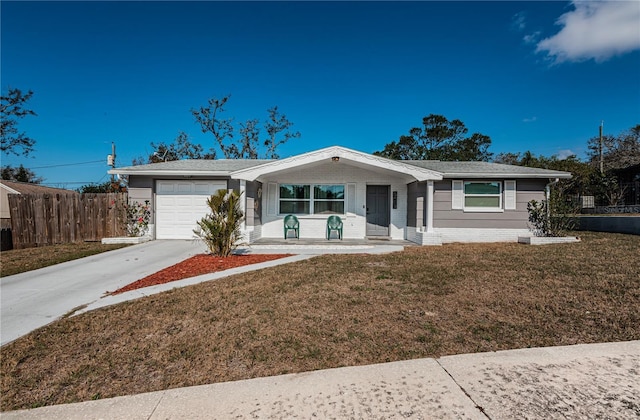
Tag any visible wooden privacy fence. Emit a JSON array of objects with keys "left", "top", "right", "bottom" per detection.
[{"left": 8, "top": 193, "right": 128, "bottom": 249}]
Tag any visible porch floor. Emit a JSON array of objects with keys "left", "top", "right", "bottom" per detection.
[{"left": 238, "top": 237, "right": 415, "bottom": 255}]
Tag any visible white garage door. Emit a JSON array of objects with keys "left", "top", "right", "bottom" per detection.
[{"left": 156, "top": 180, "right": 227, "bottom": 239}]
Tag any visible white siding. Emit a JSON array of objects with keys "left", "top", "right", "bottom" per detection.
[
  {"left": 347, "top": 183, "right": 356, "bottom": 214},
  {"left": 266, "top": 183, "right": 277, "bottom": 216},
  {"left": 434, "top": 228, "right": 531, "bottom": 243},
  {"left": 259, "top": 162, "right": 408, "bottom": 240}
]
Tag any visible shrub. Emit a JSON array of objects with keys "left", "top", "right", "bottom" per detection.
[
  {"left": 193, "top": 190, "right": 244, "bottom": 257},
  {"left": 527, "top": 195, "right": 577, "bottom": 237},
  {"left": 126, "top": 200, "right": 151, "bottom": 237}
]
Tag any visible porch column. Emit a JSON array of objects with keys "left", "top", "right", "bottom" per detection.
[
  {"left": 239, "top": 180, "right": 247, "bottom": 231},
  {"left": 426, "top": 180, "right": 434, "bottom": 233}
]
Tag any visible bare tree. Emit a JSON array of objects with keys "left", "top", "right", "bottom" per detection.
[
  {"left": 264, "top": 106, "right": 301, "bottom": 159},
  {"left": 191, "top": 95, "right": 235, "bottom": 158},
  {"left": 238, "top": 119, "right": 260, "bottom": 159},
  {"left": 149, "top": 132, "right": 216, "bottom": 163},
  {"left": 587, "top": 124, "right": 640, "bottom": 171},
  {"left": 192, "top": 96, "right": 300, "bottom": 159},
  {"left": 1, "top": 88, "right": 37, "bottom": 156}
]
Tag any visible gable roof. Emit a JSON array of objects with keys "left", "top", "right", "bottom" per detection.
[
  {"left": 231, "top": 146, "right": 443, "bottom": 182},
  {"left": 0, "top": 180, "right": 77, "bottom": 195}
]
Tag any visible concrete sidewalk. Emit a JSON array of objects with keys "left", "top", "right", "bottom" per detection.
[{"left": 3, "top": 340, "right": 638, "bottom": 419}]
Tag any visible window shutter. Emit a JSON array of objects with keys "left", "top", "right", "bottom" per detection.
[
  {"left": 504, "top": 180, "right": 516, "bottom": 210},
  {"left": 347, "top": 183, "right": 356, "bottom": 214},
  {"left": 452, "top": 180, "right": 463, "bottom": 209},
  {"left": 267, "top": 183, "right": 277, "bottom": 216}
]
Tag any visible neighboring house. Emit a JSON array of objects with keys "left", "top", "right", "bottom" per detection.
[
  {"left": 0, "top": 180, "right": 77, "bottom": 229},
  {"left": 109, "top": 146, "right": 572, "bottom": 245}
]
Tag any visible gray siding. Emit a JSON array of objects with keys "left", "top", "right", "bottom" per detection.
[
  {"left": 228, "top": 179, "right": 240, "bottom": 192},
  {"left": 128, "top": 176, "right": 153, "bottom": 189},
  {"left": 128, "top": 175, "right": 230, "bottom": 189},
  {"left": 245, "top": 181, "right": 263, "bottom": 227},
  {"left": 433, "top": 179, "right": 546, "bottom": 229},
  {"left": 127, "top": 177, "right": 155, "bottom": 223}
]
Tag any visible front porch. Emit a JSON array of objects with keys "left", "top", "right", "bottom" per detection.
[{"left": 234, "top": 146, "right": 444, "bottom": 244}]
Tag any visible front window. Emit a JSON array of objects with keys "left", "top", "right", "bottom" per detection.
[
  {"left": 279, "top": 184, "right": 310, "bottom": 214},
  {"left": 464, "top": 182, "right": 501, "bottom": 209},
  {"left": 314, "top": 185, "right": 345, "bottom": 214},
  {"left": 279, "top": 184, "right": 345, "bottom": 214}
]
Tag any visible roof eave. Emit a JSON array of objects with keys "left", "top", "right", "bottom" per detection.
[
  {"left": 109, "top": 169, "right": 232, "bottom": 176},
  {"left": 0, "top": 183, "right": 21, "bottom": 194},
  {"left": 441, "top": 172, "right": 573, "bottom": 179}
]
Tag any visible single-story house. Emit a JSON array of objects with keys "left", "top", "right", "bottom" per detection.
[{"left": 109, "top": 146, "right": 572, "bottom": 245}]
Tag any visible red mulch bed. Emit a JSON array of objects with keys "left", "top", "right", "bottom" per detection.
[{"left": 110, "top": 254, "right": 292, "bottom": 295}]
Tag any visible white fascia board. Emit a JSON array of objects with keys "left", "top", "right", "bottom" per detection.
[
  {"left": 231, "top": 145, "right": 443, "bottom": 182},
  {"left": 0, "top": 183, "right": 21, "bottom": 194},
  {"left": 441, "top": 172, "right": 572, "bottom": 179},
  {"left": 109, "top": 169, "right": 232, "bottom": 177}
]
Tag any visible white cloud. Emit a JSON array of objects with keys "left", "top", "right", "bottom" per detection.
[
  {"left": 523, "top": 31, "right": 541, "bottom": 45},
  {"left": 536, "top": 1, "right": 640, "bottom": 63},
  {"left": 523, "top": 116, "right": 538, "bottom": 123},
  {"left": 557, "top": 149, "right": 575, "bottom": 159},
  {"left": 512, "top": 11, "right": 527, "bottom": 31}
]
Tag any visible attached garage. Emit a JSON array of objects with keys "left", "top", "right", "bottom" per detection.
[{"left": 155, "top": 180, "right": 227, "bottom": 239}]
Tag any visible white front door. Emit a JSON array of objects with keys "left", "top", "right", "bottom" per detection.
[{"left": 155, "top": 180, "right": 226, "bottom": 239}]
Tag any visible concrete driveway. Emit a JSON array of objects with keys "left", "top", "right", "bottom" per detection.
[
  {"left": 0, "top": 240, "right": 208, "bottom": 346},
  {"left": 1, "top": 239, "right": 408, "bottom": 347}
]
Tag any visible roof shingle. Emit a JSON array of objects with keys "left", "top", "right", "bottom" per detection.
[
  {"left": 0, "top": 180, "right": 77, "bottom": 195},
  {"left": 110, "top": 156, "right": 571, "bottom": 179}
]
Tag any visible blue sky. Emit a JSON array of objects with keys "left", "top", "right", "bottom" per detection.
[{"left": 2, "top": 1, "right": 639, "bottom": 188}]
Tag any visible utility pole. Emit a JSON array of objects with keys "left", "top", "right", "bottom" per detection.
[
  {"left": 599, "top": 121, "right": 604, "bottom": 175},
  {"left": 107, "top": 142, "right": 116, "bottom": 184}
]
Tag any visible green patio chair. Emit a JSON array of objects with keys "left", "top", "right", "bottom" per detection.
[
  {"left": 283, "top": 214, "right": 300, "bottom": 239},
  {"left": 326, "top": 215, "right": 343, "bottom": 240}
]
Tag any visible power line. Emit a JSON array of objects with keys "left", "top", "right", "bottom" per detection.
[
  {"left": 41, "top": 181, "right": 102, "bottom": 185},
  {"left": 28, "top": 160, "right": 104, "bottom": 169},
  {"left": 41, "top": 173, "right": 111, "bottom": 188}
]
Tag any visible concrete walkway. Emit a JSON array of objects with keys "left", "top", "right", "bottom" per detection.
[{"left": 3, "top": 340, "right": 638, "bottom": 419}]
